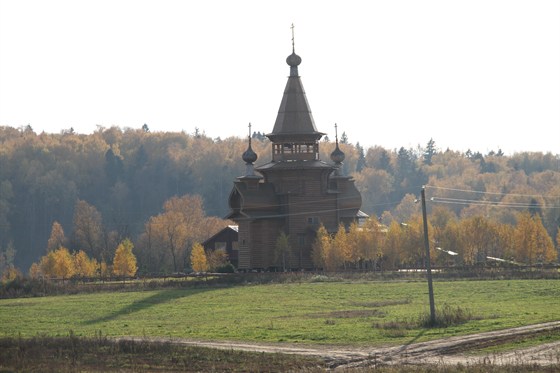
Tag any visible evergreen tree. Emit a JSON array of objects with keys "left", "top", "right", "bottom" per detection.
[
  {"left": 423, "top": 138, "right": 436, "bottom": 165},
  {"left": 356, "top": 142, "right": 366, "bottom": 172}
]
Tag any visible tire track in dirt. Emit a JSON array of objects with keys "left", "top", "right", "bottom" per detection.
[{"left": 116, "top": 320, "right": 560, "bottom": 368}]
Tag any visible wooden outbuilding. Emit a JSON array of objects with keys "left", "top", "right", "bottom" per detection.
[{"left": 201, "top": 225, "right": 239, "bottom": 268}]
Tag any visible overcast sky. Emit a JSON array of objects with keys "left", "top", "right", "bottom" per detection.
[{"left": 1, "top": 0, "right": 559, "bottom": 155}]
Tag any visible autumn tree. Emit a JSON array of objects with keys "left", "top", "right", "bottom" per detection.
[
  {"left": 274, "top": 232, "right": 293, "bottom": 271},
  {"left": 113, "top": 239, "right": 137, "bottom": 278},
  {"left": 512, "top": 212, "right": 557, "bottom": 265},
  {"left": 392, "top": 194, "right": 421, "bottom": 225},
  {"left": 1, "top": 265, "right": 22, "bottom": 283},
  {"left": 73, "top": 250, "right": 98, "bottom": 278},
  {"left": 311, "top": 224, "right": 330, "bottom": 270},
  {"left": 400, "top": 216, "right": 428, "bottom": 267},
  {"left": 333, "top": 223, "right": 351, "bottom": 269},
  {"left": 433, "top": 219, "right": 463, "bottom": 266},
  {"left": 38, "top": 252, "right": 55, "bottom": 279},
  {"left": 206, "top": 248, "right": 228, "bottom": 272},
  {"left": 54, "top": 247, "right": 76, "bottom": 280},
  {"left": 139, "top": 195, "right": 229, "bottom": 273},
  {"left": 38, "top": 247, "right": 76, "bottom": 281},
  {"left": 148, "top": 211, "right": 188, "bottom": 272},
  {"left": 190, "top": 243, "right": 208, "bottom": 272},
  {"left": 459, "top": 216, "right": 499, "bottom": 265},
  {"left": 383, "top": 221, "right": 406, "bottom": 269},
  {"left": 73, "top": 200, "right": 104, "bottom": 260},
  {"left": 353, "top": 168, "right": 394, "bottom": 217},
  {"left": 319, "top": 226, "right": 343, "bottom": 271},
  {"left": 355, "top": 218, "right": 385, "bottom": 270},
  {"left": 99, "top": 261, "right": 112, "bottom": 280},
  {"left": 47, "top": 221, "right": 67, "bottom": 252},
  {"left": 0, "top": 180, "right": 14, "bottom": 250},
  {"left": 0, "top": 242, "right": 16, "bottom": 279},
  {"left": 28, "top": 262, "right": 42, "bottom": 279}
]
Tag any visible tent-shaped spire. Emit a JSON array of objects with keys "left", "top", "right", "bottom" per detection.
[{"left": 267, "top": 27, "right": 324, "bottom": 142}]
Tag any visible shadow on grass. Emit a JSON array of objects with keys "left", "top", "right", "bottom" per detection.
[
  {"left": 403, "top": 329, "right": 426, "bottom": 348},
  {"left": 82, "top": 288, "right": 211, "bottom": 326}
]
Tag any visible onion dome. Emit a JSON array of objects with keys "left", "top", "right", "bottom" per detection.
[
  {"left": 330, "top": 143, "right": 345, "bottom": 164},
  {"left": 242, "top": 139, "right": 258, "bottom": 164},
  {"left": 330, "top": 123, "right": 345, "bottom": 164},
  {"left": 286, "top": 52, "right": 302, "bottom": 77}
]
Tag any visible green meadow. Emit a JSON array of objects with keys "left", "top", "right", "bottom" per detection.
[{"left": 1, "top": 279, "right": 559, "bottom": 346}]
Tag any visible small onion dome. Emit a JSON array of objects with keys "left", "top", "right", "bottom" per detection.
[
  {"left": 286, "top": 52, "right": 302, "bottom": 67},
  {"left": 286, "top": 52, "right": 302, "bottom": 76},
  {"left": 330, "top": 144, "right": 345, "bottom": 164},
  {"left": 242, "top": 142, "right": 258, "bottom": 164}
]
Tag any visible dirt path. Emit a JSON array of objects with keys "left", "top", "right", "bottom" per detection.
[{"left": 117, "top": 320, "right": 560, "bottom": 368}]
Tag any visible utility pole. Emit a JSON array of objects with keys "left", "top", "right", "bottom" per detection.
[{"left": 421, "top": 186, "right": 436, "bottom": 325}]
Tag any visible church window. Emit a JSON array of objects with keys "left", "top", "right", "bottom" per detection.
[{"left": 307, "top": 216, "right": 319, "bottom": 225}]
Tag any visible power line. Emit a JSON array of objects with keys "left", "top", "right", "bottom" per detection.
[
  {"left": 431, "top": 197, "right": 560, "bottom": 209},
  {"left": 425, "top": 185, "right": 560, "bottom": 199}
]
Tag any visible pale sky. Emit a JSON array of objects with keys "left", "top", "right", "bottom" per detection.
[{"left": 1, "top": 0, "right": 559, "bottom": 155}]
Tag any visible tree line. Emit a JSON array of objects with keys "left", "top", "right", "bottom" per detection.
[
  {"left": 0, "top": 125, "right": 559, "bottom": 276},
  {"left": 309, "top": 211, "right": 558, "bottom": 272}
]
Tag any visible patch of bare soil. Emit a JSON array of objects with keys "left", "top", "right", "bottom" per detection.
[{"left": 117, "top": 320, "right": 560, "bottom": 369}]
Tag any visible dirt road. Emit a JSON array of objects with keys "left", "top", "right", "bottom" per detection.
[{"left": 118, "top": 320, "right": 560, "bottom": 368}]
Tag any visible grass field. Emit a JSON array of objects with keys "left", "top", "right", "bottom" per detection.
[{"left": 1, "top": 278, "right": 559, "bottom": 346}]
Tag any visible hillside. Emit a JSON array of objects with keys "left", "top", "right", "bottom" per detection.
[{"left": 0, "top": 125, "right": 558, "bottom": 272}]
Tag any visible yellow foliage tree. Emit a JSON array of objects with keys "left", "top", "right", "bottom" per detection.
[
  {"left": 148, "top": 210, "right": 188, "bottom": 273},
  {"left": 38, "top": 247, "right": 75, "bottom": 280},
  {"left": 513, "top": 212, "right": 557, "bottom": 265},
  {"left": 73, "top": 250, "right": 98, "bottom": 278},
  {"left": 206, "top": 248, "right": 228, "bottom": 272},
  {"left": 311, "top": 224, "right": 330, "bottom": 270},
  {"left": 28, "top": 262, "right": 42, "bottom": 279},
  {"left": 334, "top": 223, "right": 351, "bottom": 269},
  {"left": 46, "top": 221, "right": 66, "bottom": 252},
  {"left": 190, "top": 242, "right": 208, "bottom": 272},
  {"left": 39, "top": 251, "right": 56, "bottom": 278},
  {"left": 1, "top": 265, "right": 22, "bottom": 283},
  {"left": 99, "top": 261, "right": 111, "bottom": 280},
  {"left": 397, "top": 216, "right": 426, "bottom": 267},
  {"left": 356, "top": 218, "right": 385, "bottom": 270},
  {"left": 113, "top": 239, "right": 137, "bottom": 278},
  {"left": 138, "top": 195, "right": 232, "bottom": 274},
  {"left": 384, "top": 221, "right": 405, "bottom": 270}
]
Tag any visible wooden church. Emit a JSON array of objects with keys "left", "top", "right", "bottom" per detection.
[{"left": 227, "top": 40, "right": 363, "bottom": 270}]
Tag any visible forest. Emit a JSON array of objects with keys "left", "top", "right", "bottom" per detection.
[{"left": 0, "top": 125, "right": 558, "bottom": 275}]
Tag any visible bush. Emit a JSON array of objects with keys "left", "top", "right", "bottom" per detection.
[
  {"left": 418, "top": 304, "right": 479, "bottom": 328},
  {"left": 215, "top": 263, "right": 236, "bottom": 273}
]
